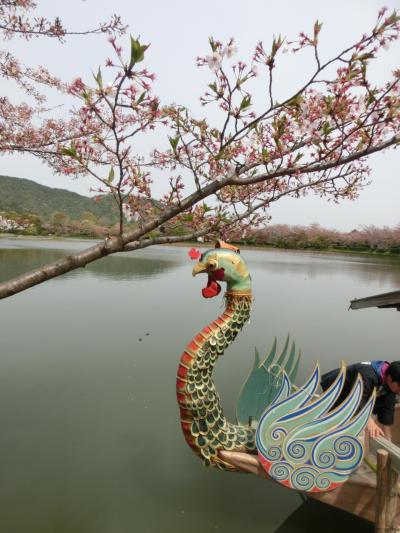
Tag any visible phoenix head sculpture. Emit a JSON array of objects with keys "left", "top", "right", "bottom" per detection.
[
  {"left": 176, "top": 242, "right": 374, "bottom": 491},
  {"left": 192, "top": 242, "right": 251, "bottom": 298}
]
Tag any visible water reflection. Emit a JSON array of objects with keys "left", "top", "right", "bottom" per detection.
[
  {"left": 0, "top": 243, "right": 181, "bottom": 282},
  {"left": 246, "top": 249, "right": 400, "bottom": 287},
  {"left": 274, "top": 500, "right": 373, "bottom": 533},
  {"left": 87, "top": 255, "right": 180, "bottom": 280}
]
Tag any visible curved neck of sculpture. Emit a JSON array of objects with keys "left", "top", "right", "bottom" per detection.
[{"left": 176, "top": 290, "right": 255, "bottom": 471}]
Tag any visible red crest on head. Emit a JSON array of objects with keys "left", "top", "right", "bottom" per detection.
[{"left": 188, "top": 247, "right": 201, "bottom": 260}]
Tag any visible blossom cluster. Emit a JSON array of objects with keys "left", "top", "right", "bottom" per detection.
[{"left": 0, "top": 215, "right": 29, "bottom": 231}]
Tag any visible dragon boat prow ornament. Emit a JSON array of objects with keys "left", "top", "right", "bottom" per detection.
[{"left": 177, "top": 241, "right": 374, "bottom": 492}]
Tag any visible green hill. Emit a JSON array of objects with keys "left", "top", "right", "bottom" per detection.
[{"left": 0, "top": 175, "right": 118, "bottom": 223}]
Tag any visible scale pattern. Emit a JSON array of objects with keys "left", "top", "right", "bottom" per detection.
[{"left": 176, "top": 293, "right": 256, "bottom": 470}]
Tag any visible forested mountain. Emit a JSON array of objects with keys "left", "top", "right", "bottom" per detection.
[{"left": 0, "top": 175, "right": 118, "bottom": 223}]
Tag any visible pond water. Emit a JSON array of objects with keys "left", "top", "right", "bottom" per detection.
[{"left": 1, "top": 237, "right": 400, "bottom": 533}]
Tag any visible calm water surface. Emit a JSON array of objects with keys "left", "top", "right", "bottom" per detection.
[{"left": 1, "top": 237, "right": 400, "bottom": 533}]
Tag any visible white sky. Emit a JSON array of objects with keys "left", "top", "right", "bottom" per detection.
[{"left": 1, "top": 0, "right": 399, "bottom": 231}]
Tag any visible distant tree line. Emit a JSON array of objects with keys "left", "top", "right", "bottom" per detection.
[
  {"left": 0, "top": 210, "right": 112, "bottom": 238},
  {"left": 237, "top": 224, "right": 400, "bottom": 254},
  {"left": 0, "top": 208, "right": 191, "bottom": 240},
  {"left": 2, "top": 211, "right": 400, "bottom": 255}
]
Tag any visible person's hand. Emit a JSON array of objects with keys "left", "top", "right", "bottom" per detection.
[{"left": 367, "top": 418, "right": 384, "bottom": 438}]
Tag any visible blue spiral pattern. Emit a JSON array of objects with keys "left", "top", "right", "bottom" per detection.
[
  {"left": 314, "top": 450, "right": 336, "bottom": 469},
  {"left": 271, "top": 427, "right": 287, "bottom": 441},
  {"left": 291, "top": 467, "right": 318, "bottom": 491},
  {"left": 270, "top": 462, "right": 292, "bottom": 482},
  {"left": 286, "top": 441, "right": 307, "bottom": 461},
  {"left": 264, "top": 445, "right": 282, "bottom": 461},
  {"left": 334, "top": 436, "right": 359, "bottom": 461},
  {"left": 315, "top": 472, "right": 332, "bottom": 490}
]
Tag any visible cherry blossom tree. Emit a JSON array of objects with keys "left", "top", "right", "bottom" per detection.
[
  {"left": 0, "top": 4, "right": 399, "bottom": 299},
  {"left": 0, "top": 0, "right": 125, "bottom": 156}
]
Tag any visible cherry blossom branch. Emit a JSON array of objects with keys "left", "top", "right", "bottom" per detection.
[
  {"left": 231, "top": 133, "right": 400, "bottom": 186},
  {"left": 0, "top": 2, "right": 126, "bottom": 40}
]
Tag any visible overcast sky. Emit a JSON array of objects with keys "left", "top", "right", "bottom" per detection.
[{"left": 1, "top": 0, "right": 399, "bottom": 231}]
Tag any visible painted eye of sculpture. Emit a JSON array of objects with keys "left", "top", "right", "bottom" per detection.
[{"left": 207, "top": 259, "right": 217, "bottom": 270}]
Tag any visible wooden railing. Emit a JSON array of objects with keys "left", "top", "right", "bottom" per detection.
[{"left": 370, "top": 437, "right": 400, "bottom": 533}]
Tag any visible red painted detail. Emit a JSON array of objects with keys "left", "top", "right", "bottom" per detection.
[
  {"left": 258, "top": 453, "right": 272, "bottom": 473},
  {"left": 181, "top": 421, "right": 192, "bottom": 433},
  {"left": 214, "top": 318, "right": 225, "bottom": 327},
  {"left": 179, "top": 408, "right": 191, "bottom": 419},
  {"left": 202, "top": 326, "right": 212, "bottom": 335},
  {"left": 195, "top": 333, "right": 205, "bottom": 344},
  {"left": 187, "top": 341, "right": 200, "bottom": 352},
  {"left": 176, "top": 379, "right": 186, "bottom": 391},
  {"left": 202, "top": 280, "right": 221, "bottom": 298},
  {"left": 180, "top": 352, "right": 193, "bottom": 365},
  {"left": 176, "top": 393, "right": 187, "bottom": 406},
  {"left": 188, "top": 247, "right": 201, "bottom": 260},
  {"left": 177, "top": 365, "right": 188, "bottom": 378}
]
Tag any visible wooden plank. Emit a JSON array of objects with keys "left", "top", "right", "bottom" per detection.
[
  {"left": 350, "top": 290, "right": 400, "bottom": 310},
  {"left": 376, "top": 449, "right": 389, "bottom": 533},
  {"left": 386, "top": 461, "right": 399, "bottom": 531},
  {"left": 370, "top": 437, "right": 400, "bottom": 476}
]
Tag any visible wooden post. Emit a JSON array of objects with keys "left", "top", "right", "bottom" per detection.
[
  {"left": 370, "top": 436, "right": 400, "bottom": 532},
  {"left": 386, "top": 458, "right": 399, "bottom": 533},
  {"left": 376, "top": 449, "right": 389, "bottom": 533}
]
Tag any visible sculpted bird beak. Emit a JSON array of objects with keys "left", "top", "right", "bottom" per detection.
[{"left": 192, "top": 262, "right": 207, "bottom": 277}]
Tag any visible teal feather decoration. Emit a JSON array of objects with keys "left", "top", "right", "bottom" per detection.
[{"left": 236, "top": 336, "right": 301, "bottom": 427}]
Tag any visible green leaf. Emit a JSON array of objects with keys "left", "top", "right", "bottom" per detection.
[
  {"left": 208, "top": 82, "right": 218, "bottom": 93},
  {"left": 168, "top": 136, "right": 179, "bottom": 152},
  {"left": 129, "top": 36, "right": 149, "bottom": 67},
  {"left": 239, "top": 95, "right": 251, "bottom": 111},
  {"left": 357, "top": 53, "right": 375, "bottom": 62},
  {"left": 60, "top": 147, "right": 77, "bottom": 158},
  {"left": 106, "top": 167, "right": 115, "bottom": 184},
  {"left": 286, "top": 95, "right": 302, "bottom": 108},
  {"left": 208, "top": 36, "right": 217, "bottom": 52},
  {"left": 271, "top": 34, "right": 283, "bottom": 56},
  {"left": 313, "top": 20, "right": 323, "bottom": 40},
  {"left": 93, "top": 67, "right": 103, "bottom": 89},
  {"left": 137, "top": 91, "right": 146, "bottom": 104},
  {"left": 322, "top": 122, "right": 332, "bottom": 136},
  {"left": 384, "top": 10, "right": 400, "bottom": 27},
  {"left": 262, "top": 148, "right": 270, "bottom": 162}
]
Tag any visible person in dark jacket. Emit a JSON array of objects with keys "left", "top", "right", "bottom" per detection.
[{"left": 320, "top": 361, "right": 400, "bottom": 441}]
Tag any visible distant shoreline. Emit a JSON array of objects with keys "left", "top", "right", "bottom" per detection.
[{"left": 1, "top": 232, "right": 400, "bottom": 258}]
